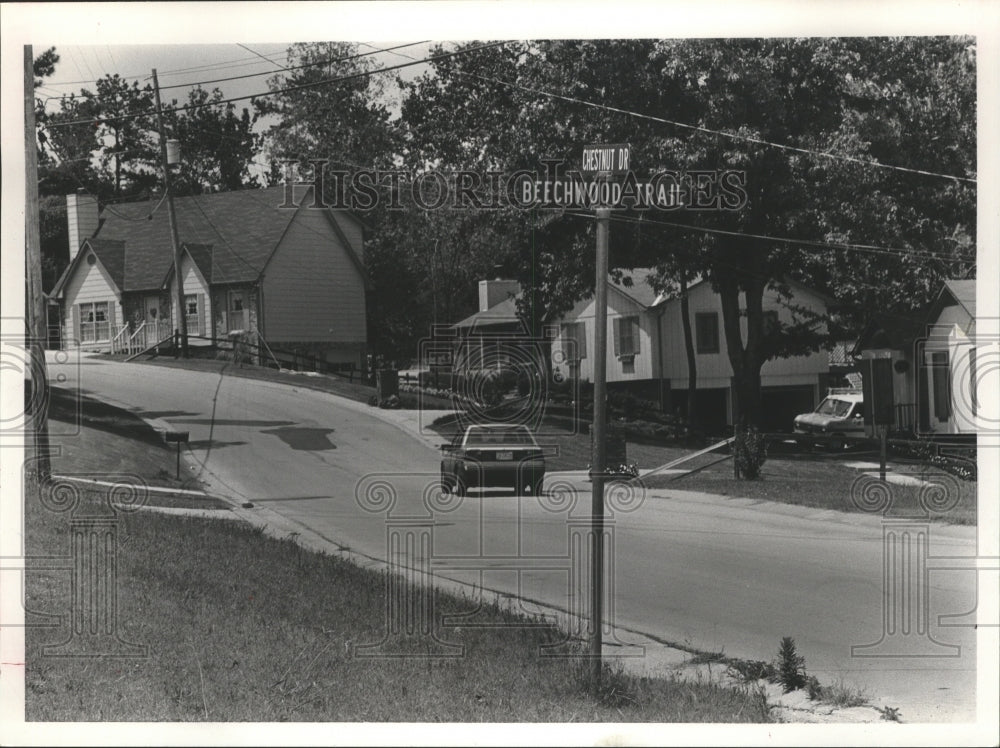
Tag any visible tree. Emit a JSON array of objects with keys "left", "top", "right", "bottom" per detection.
[
  {"left": 32, "top": 47, "right": 59, "bottom": 88},
  {"left": 256, "top": 42, "right": 399, "bottom": 171},
  {"left": 163, "top": 87, "right": 263, "bottom": 195},
  {"left": 396, "top": 37, "right": 975, "bottom": 426}
]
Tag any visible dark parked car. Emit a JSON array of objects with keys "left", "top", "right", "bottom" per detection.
[{"left": 440, "top": 424, "right": 545, "bottom": 496}]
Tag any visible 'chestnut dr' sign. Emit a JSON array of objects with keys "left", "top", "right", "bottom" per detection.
[{"left": 581, "top": 143, "right": 631, "bottom": 175}]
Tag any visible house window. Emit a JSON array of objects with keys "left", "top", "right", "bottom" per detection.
[
  {"left": 931, "top": 351, "right": 951, "bottom": 421},
  {"left": 185, "top": 294, "right": 199, "bottom": 334},
  {"left": 614, "top": 316, "right": 640, "bottom": 358},
  {"left": 561, "top": 322, "right": 586, "bottom": 361},
  {"left": 79, "top": 302, "right": 109, "bottom": 343},
  {"left": 695, "top": 312, "right": 719, "bottom": 354}
]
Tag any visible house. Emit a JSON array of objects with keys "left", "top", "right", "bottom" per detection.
[
  {"left": 851, "top": 279, "right": 979, "bottom": 436},
  {"left": 447, "top": 279, "right": 529, "bottom": 372},
  {"left": 551, "top": 270, "right": 837, "bottom": 433},
  {"left": 50, "top": 186, "right": 369, "bottom": 371},
  {"left": 921, "top": 279, "right": 978, "bottom": 435}
]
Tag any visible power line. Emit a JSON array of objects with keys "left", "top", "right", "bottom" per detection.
[
  {"left": 158, "top": 41, "right": 432, "bottom": 92},
  {"left": 43, "top": 41, "right": 510, "bottom": 130},
  {"left": 463, "top": 70, "right": 977, "bottom": 185},
  {"left": 562, "top": 210, "right": 975, "bottom": 264},
  {"left": 373, "top": 41, "right": 976, "bottom": 185},
  {"left": 37, "top": 47, "right": 294, "bottom": 87},
  {"left": 183, "top": 191, "right": 266, "bottom": 276}
]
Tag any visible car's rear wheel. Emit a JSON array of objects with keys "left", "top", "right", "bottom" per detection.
[{"left": 533, "top": 478, "right": 544, "bottom": 497}]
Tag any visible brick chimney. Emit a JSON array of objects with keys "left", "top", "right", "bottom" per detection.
[
  {"left": 478, "top": 279, "right": 519, "bottom": 312},
  {"left": 66, "top": 190, "right": 99, "bottom": 262}
]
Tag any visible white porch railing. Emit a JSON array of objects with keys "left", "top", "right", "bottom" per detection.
[
  {"left": 109, "top": 323, "right": 129, "bottom": 354},
  {"left": 124, "top": 319, "right": 174, "bottom": 356}
]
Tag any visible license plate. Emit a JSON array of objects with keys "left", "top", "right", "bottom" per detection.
[{"left": 496, "top": 451, "right": 513, "bottom": 461}]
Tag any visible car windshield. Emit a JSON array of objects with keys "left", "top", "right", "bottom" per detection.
[
  {"left": 815, "top": 398, "right": 853, "bottom": 417},
  {"left": 465, "top": 427, "right": 536, "bottom": 446}
]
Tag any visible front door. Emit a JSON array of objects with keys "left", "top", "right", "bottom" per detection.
[
  {"left": 145, "top": 297, "right": 160, "bottom": 325},
  {"left": 227, "top": 290, "right": 247, "bottom": 332}
]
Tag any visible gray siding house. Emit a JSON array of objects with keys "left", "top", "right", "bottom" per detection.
[{"left": 50, "top": 185, "right": 369, "bottom": 370}]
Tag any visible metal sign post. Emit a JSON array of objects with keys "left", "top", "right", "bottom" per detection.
[
  {"left": 590, "top": 204, "right": 610, "bottom": 683},
  {"left": 582, "top": 142, "right": 630, "bottom": 685}
]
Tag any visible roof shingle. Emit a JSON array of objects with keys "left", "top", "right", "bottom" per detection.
[{"left": 96, "top": 185, "right": 308, "bottom": 290}]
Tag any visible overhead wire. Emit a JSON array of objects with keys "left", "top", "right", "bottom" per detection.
[
  {"left": 42, "top": 41, "right": 510, "bottom": 130},
  {"left": 369, "top": 40, "right": 976, "bottom": 185}
]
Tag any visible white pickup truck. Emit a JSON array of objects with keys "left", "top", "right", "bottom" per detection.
[{"left": 793, "top": 390, "right": 865, "bottom": 449}]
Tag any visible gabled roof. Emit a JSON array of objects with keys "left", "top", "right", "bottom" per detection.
[
  {"left": 100, "top": 185, "right": 302, "bottom": 290},
  {"left": 51, "top": 238, "right": 126, "bottom": 298},
  {"left": 610, "top": 268, "right": 665, "bottom": 308},
  {"left": 453, "top": 297, "right": 521, "bottom": 329},
  {"left": 90, "top": 185, "right": 366, "bottom": 292},
  {"left": 942, "top": 279, "right": 976, "bottom": 318},
  {"left": 160, "top": 243, "right": 215, "bottom": 288}
]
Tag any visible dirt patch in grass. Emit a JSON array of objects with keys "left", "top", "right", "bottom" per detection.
[{"left": 23, "top": 475, "right": 772, "bottom": 723}]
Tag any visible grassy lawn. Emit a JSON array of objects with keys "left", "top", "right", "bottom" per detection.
[
  {"left": 24, "top": 476, "right": 772, "bottom": 722},
  {"left": 641, "top": 449, "right": 977, "bottom": 525}
]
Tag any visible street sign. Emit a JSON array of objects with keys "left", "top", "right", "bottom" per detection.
[{"left": 581, "top": 144, "right": 631, "bottom": 176}]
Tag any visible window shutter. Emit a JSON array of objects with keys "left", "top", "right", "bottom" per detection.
[
  {"left": 612, "top": 318, "right": 621, "bottom": 356},
  {"left": 632, "top": 317, "right": 641, "bottom": 355},
  {"left": 108, "top": 300, "right": 117, "bottom": 340},
  {"left": 73, "top": 305, "right": 81, "bottom": 346},
  {"left": 578, "top": 322, "right": 586, "bottom": 359},
  {"left": 198, "top": 294, "right": 207, "bottom": 335}
]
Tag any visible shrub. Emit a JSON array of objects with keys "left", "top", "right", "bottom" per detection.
[
  {"left": 734, "top": 426, "right": 768, "bottom": 479},
  {"left": 777, "top": 636, "right": 806, "bottom": 693},
  {"left": 728, "top": 659, "right": 777, "bottom": 683}
]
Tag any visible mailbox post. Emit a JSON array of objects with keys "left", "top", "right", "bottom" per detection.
[
  {"left": 860, "top": 349, "right": 895, "bottom": 481},
  {"left": 164, "top": 430, "right": 190, "bottom": 480}
]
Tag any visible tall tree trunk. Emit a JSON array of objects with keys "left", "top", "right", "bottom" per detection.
[
  {"left": 679, "top": 275, "right": 698, "bottom": 430},
  {"left": 718, "top": 272, "right": 766, "bottom": 428}
]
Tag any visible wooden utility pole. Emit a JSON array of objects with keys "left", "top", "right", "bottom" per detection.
[
  {"left": 24, "top": 45, "right": 52, "bottom": 480},
  {"left": 151, "top": 68, "right": 188, "bottom": 358}
]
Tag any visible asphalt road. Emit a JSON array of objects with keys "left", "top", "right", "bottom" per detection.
[{"left": 47, "top": 352, "right": 981, "bottom": 722}]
